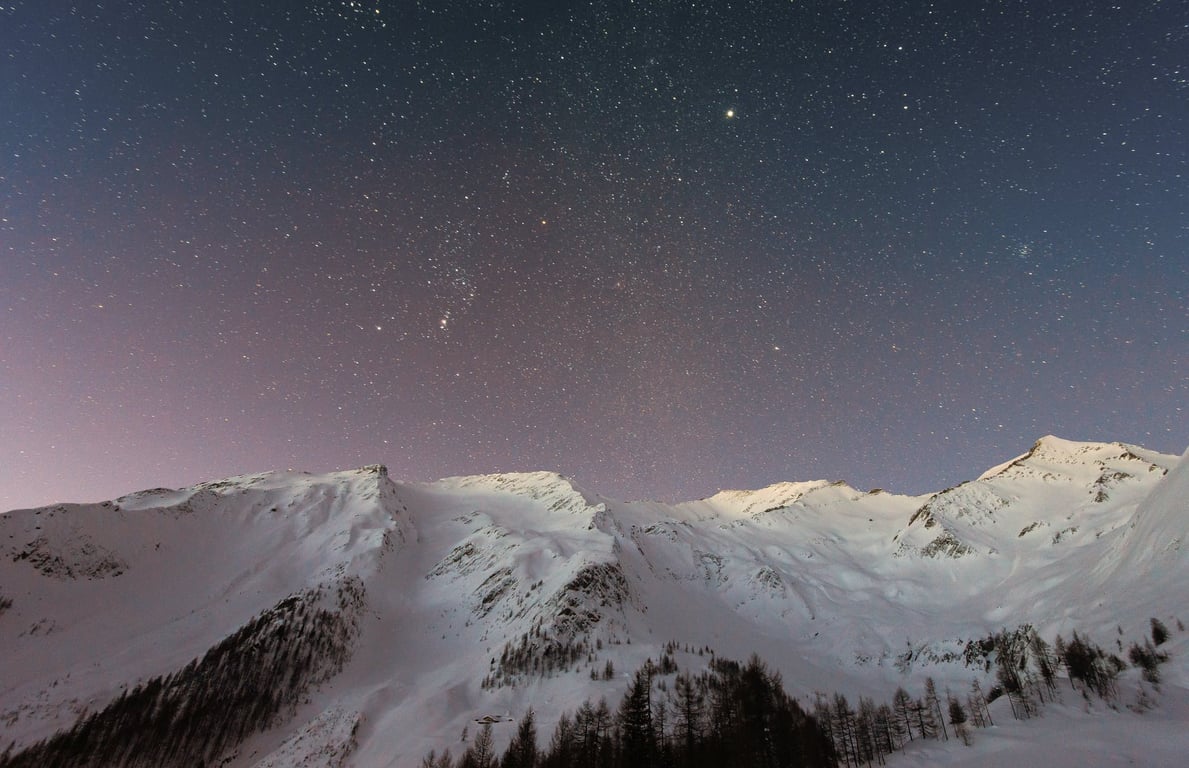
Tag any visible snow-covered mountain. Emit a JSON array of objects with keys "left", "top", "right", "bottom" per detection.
[{"left": 1, "top": 437, "right": 1186, "bottom": 766}]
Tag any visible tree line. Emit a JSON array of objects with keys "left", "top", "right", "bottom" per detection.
[
  {"left": 812, "top": 618, "right": 1175, "bottom": 767},
  {"left": 0, "top": 578, "right": 365, "bottom": 768},
  {"left": 427, "top": 617, "right": 1177, "bottom": 768},
  {"left": 424, "top": 654, "right": 835, "bottom": 768}
]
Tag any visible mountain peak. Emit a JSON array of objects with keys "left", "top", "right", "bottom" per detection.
[
  {"left": 977, "top": 435, "right": 1155, "bottom": 482},
  {"left": 696, "top": 479, "right": 861, "bottom": 518},
  {"left": 430, "top": 470, "right": 604, "bottom": 519},
  {"left": 2, "top": 441, "right": 1187, "bottom": 765}
]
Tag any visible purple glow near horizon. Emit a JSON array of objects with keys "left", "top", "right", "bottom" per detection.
[{"left": 1, "top": 1, "right": 1185, "bottom": 511}]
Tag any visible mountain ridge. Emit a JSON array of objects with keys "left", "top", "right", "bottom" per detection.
[{"left": 1, "top": 436, "right": 1186, "bottom": 766}]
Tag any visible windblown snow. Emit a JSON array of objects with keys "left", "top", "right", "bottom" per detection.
[{"left": 1, "top": 437, "right": 1186, "bottom": 766}]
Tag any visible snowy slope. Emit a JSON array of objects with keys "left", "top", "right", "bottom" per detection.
[
  {"left": 0, "top": 438, "right": 1186, "bottom": 766},
  {"left": 0, "top": 465, "right": 406, "bottom": 748}
]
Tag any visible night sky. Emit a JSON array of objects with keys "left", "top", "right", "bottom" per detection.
[{"left": 2, "top": 1, "right": 1186, "bottom": 511}]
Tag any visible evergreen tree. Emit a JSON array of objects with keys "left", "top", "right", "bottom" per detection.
[
  {"left": 891, "top": 687, "right": 915, "bottom": 744},
  {"left": 1151, "top": 618, "right": 1170, "bottom": 646},
  {"left": 1053, "top": 634, "right": 1069, "bottom": 687},
  {"left": 461, "top": 723, "right": 495, "bottom": 768},
  {"left": 913, "top": 695, "right": 936, "bottom": 741},
  {"left": 543, "top": 713, "right": 576, "bottom": 768},
  {"left": 994, "top": 643, "right": 1031, "bottom": 719},
  {"left": 673, "top": 673, "right": 703, "bottom": 765},
  {"left": 574, "top": 701, "right": 597, "bottom": 761},
  {"left": 1128, "top": 640, "right": 1165, "bottom": 684},
  {"left": 502, "top": 709, "right": 539, "bottom": 768},
  {"left": 532, "top": 656, "right": 835, "bottom": 768},
  {"left": 813, "top": 693, "right": 838, "bottom": 768},
  {"left": 966, "top": 679, "right": 991, "bottom": 728},
  {"left": 855, "top": 697, "right": 882, "bottom": 767},
  {"left": 594, "top": 698, "right": 614, "bottom": 767},
  {"left": 735, "top": 655, "right": 808, "bottom": 768},
  {"left": 874, "top": 703, "right": 898, "bottom": 757},
  {"left": 421, "top": 748, "right": 455, "bottom": 768},
  {"left": 924, "top": 679, "right": 948, "bottom": 741},
  {"left": 1061, "top": 631, "right": 1120, "bottom": 701},
  {"left": 947, "top": 694, "right": 970, "bottom": 746},
  {"left": 1028, "top": 633, "right": 1059, "bottom": 698},
  {"left": 570, "top": 700, "right": 615, "bottom": 768},
  {"left": 617, "top": 666, "right": 655, "bottom": 768},
  {"left": 831, "top": 693, "right": 859, "bottom": 767},
  {"left": 0, "top": 582, "right": 364, "bottom": 768},
  {"left": 652, "top": 694, "right": 671, "bottom": 766}
]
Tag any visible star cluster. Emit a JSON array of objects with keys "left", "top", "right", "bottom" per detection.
[{"left": 2, "top": 0, "right": 1185, "bottom": 509}]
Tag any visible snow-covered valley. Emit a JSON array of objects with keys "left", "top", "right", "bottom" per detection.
[{"left": 1, "top": 436, "right": 1186, "bottom": 766}]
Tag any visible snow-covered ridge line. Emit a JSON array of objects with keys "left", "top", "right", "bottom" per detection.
[{"left": 0, "top": 437, "right": 1185, "bottom": 766}]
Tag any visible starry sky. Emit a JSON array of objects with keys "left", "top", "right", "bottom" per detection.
[{"left": 2, "top": 1, "right": 1186, "bottom": 511}]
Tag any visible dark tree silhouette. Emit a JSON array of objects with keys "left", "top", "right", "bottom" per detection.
[
  {"left": 924, "top": 679, "right": 948, "bottom": 741},
  {"left": 1059, "top": 631, "right": 1120, "bottom": 701},
  {"left": 891, "top": 688, "right": 915, "bottom": 744},
  {"left": 947, "top": 694, "right": 970, "bottom": 746},
  {"left": 0, "top": 579, "right": 363, "bottom": 768},
  {"left": 618, "top": 664, "right": 656, "bottom": 768},
  {"left": 461, "top": 723, "right": 495, "bottom": 768},
  {"left": 1150, "top": 618, "right": 1170, "bottom": 647},
  {"left": 501, "top": 709, "right": 539, "bottom": 768},
  {"left": 673, "top": 673, "right": 703, "bottom": 765}
]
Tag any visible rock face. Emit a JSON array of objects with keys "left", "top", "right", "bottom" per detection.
[{"left": 0, "top": 438, "right": 1185, "bottom": 766}]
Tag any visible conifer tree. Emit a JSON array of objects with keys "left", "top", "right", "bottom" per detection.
[
  {"left": 914, "top": 695, "right": 936, "bottom": 741},
  {"left": 421, "top": 748, "right": 455, "bottom": 768},
  {"left": 1061, "top": 631, "right": 1120, "bottom": 701},
  {"left": 461, "top": 723, "right": 495, "bottom": 768},
  {"left": 618, "top": 666, "right": 655, "bottom": 768},
  {"left": 1151, "top": 618, "right": 1170, "bottom": 646},
  {"left": 594, "top": 697, "right": 613, "bottom": 756},
  {"left": 994, "top": 641, "right": 1032, "bottom": 719},
  {"left": 831, "top": 693, "right": 859, "bottom": 767},
  {"left": 924, "top": 679, "right": 948, "bottom": 741},
  {"left": 673, "top": 673, "right": 703, "bottom": 763},
  {"left": 966, "top": 679, "right": 992, "bottom": 728},
  {"left": 1029, "top": 633, "right": 1059, "bottom": 698},
  {"left": 875, "top": 703, "right": 898, "bottom": 757},
  {"left": 652, "top": 695, "right": 671, "bottom": 765},
  {"left": 855, "top": 697, "right": 883, "bottom": 767},
  {"left": 501, "top": 709, "right": 539, "bottom": 768},
  {"left": 813, "top": 693, "right": 837, "bottom": 767},
  {"left": 891, "top": 687, "right": 915, "bottom": 743},
  {"left": 543, "top": 713, "right": 575, "bottom": 768},
  {"left": 947, "top": 694, "right": 970, "bottom": 746},
  {"left": 485, "top": 656, "right": 835, "bottom": 768},
  {"left": 1128, "top": 640, "right": 1165, "bottom": 684}
]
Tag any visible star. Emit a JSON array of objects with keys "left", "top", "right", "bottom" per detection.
[{"left": 0, "top": 0, "right": 1182, "bottom": 512}]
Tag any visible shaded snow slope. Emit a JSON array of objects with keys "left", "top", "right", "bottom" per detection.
[
  {"left": 0, "top": 438, "right": 1186, "bottom": 766},
  {"left": 0, "top": 465, "right": 405, "bottom": 748},
  {"left": 1112, "top": 446, "right": 1189, "bottom": 575}
]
